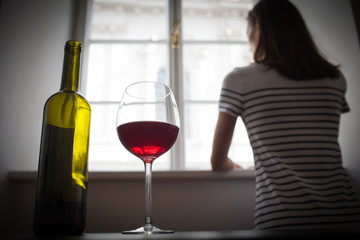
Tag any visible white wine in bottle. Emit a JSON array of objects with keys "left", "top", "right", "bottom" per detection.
[{"left": 33, "top": 40, "right": 91, "bottom": 235}]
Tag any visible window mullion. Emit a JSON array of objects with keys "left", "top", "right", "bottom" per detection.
[{"left": 168, "top": 0, "right": 185, "bottom": 170}]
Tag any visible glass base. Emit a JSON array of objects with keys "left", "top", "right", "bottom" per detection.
[{"left": 123, "top": 225, "right": 174, "bottom": 234}]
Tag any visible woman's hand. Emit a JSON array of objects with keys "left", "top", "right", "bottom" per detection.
[{"left": 212, "top": 157, "right": 242, "bottom": 171}]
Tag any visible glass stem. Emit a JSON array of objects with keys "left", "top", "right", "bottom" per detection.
[{"left": 144, "top": 162, "right": 153, "bottom": 232}]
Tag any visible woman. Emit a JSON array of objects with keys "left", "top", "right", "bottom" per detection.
[{"left": 211, "top": 0, "right": 360, "bottom": 230}]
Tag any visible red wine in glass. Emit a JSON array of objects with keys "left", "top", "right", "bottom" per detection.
[
  {"left": 116, "top": 81, "right": 180, "bottom": 234},
  {"left": 117, "top": 121, "right": 179, "bottom": 163}
]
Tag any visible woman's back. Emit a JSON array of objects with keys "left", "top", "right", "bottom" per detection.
[{"left": 220, "top": 63, "right": 360, "bottom": 229}]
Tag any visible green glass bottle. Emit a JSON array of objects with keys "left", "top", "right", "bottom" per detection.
[{"left": 33, "top": 40, "right": 91, "bottom": 235}]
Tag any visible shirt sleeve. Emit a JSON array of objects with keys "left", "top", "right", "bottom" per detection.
[
  {"left": 339, "top": 72, "right": 350, "bottom": 114},
  {"left": 341, "top": 97, "right": 350, "bottom": 113},
  {"left": 219, "top": 71, "right": 243, "bottom": 118}
]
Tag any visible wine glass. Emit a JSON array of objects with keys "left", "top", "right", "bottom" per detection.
[{"left": 116, "top": 81, "right": 180, "bottom": 234}]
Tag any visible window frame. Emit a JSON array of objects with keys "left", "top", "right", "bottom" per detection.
[{"left": 81, "top": 0, "right": 253, "bottom": 171}]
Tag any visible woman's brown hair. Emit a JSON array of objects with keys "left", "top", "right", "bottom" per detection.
[{"left": 247, "top": 0, "right": 340, "bottom": 80}]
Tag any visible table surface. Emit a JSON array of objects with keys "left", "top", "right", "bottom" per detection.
[{"left": 2, "top": 229, "right": 360, "bottom": 240}]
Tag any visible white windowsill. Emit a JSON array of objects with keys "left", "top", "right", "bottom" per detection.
[{"left": 8, "top": 169, "right": 255, "bottom": 182}]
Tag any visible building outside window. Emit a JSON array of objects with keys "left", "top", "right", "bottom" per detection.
[{"left": 84, "top": 0, "right": 254, "bottom": 171}]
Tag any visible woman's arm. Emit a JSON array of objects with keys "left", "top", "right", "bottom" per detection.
[{"left": 210, "top": 111, "right": 240, "bottom": 171}]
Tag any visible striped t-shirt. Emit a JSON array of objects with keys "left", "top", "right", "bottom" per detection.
[{"left": 219, "top": 63, "right": 360, "bottom": 230}]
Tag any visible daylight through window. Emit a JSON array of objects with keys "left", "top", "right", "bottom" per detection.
[{"left": 84, "top": 0, "right": 254, "bottom": 171}]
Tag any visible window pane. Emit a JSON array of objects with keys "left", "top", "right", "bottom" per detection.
[
  {"left": 86, "top": 43, "right": 167, "bottom": 102},
  {"left": 184, "top": 104, "right": 218, "bottom": 170},
  {"left": 184, "top": 103, "right": 254, "bottom": 170},
  {"left": 91, "top": 0, "right": 167, "bottom": 40},
  {"left": 183, "top": 44, "right": 252, "bottom": 101},
  {"left": 182, "top": 0, "right": 254, "bottom": 170},
  {"left": 185, "top": 104, "right": 253, "bottom": 170},
  {"left": 182, "top": 0, "right": 252, "bottom": 41},
  {"left": 228, "top": 120, "right": 254, "bottom": 169},
  {"left": 85, "top": 0, "right": 255, "bottom": 171},
  {"left": 88, "top": 104, "right": 171, "bottom": 171}
]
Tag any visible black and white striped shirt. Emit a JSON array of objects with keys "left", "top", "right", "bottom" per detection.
[{"left": 219, "top": 63, "right": 360, "bottom": 229}]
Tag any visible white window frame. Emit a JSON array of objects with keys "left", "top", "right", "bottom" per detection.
[{"left": 80, "top": 0, "right": 254, "bottom": 171}]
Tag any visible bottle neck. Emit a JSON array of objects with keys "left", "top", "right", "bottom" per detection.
[{"left": 60, "top": 41, "right": 82, "bottom": 92}]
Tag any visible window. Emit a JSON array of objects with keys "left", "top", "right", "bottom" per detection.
[{"left": 83, "top": 0, "right": 254, "bottom": 171}]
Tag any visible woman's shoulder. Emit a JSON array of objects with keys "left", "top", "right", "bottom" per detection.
[
  {"left": 223, "top": 63, "right": 268, "bottom": 85},
  {"left": 228, "top": 63, "right": 262, "bottom": 77}
]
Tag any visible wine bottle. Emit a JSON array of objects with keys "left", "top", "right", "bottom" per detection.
[{"left": 33, "top": 40, "right": 91, "bottom": 235}]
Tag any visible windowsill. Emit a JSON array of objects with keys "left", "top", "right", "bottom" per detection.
[{"left": 8, "top": 169, "right": 255, "bottom": 182}]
